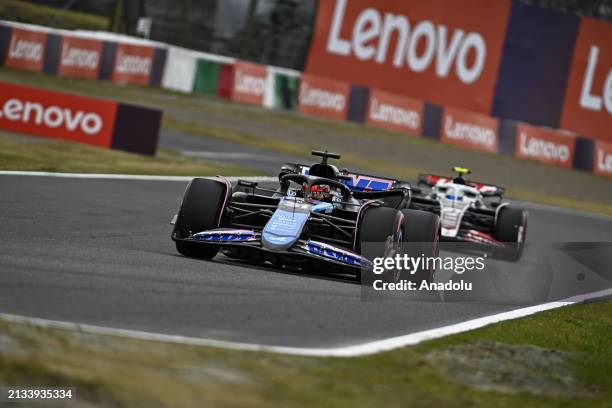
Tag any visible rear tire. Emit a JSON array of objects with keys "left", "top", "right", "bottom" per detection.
[
  {"left": 493, "top": 206, "right": 527, "bottom": 262},
  {"left": 400, "top": 209, "right": 440, "bottom": 284},
  {"left": 173, "top": 178, "right": 227, "bottom": 260}
]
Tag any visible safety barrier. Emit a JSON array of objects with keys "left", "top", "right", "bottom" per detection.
[
  {"left": 0, "top": 80, "right": 161, "bottom": 155},
  {"left": 0, "top": 6, "right": 609, "bottom": 177}
]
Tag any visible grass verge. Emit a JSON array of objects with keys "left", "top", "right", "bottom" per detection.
[
  {"left": 0, "top": 301, "right": 610, "bottom": 407},
  {"left": 0, "top": 67, "right": 610, "bottom": 215},
  {"left": 0, "top": 134, "right": 262, "bottom": 176},
  {"left": 165, "top": 116, "right": 612, "bottom": 216}
]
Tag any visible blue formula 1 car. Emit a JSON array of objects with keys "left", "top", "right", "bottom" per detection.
[{"left": 171, "top": 150, "right": 440, "bottom": 282}]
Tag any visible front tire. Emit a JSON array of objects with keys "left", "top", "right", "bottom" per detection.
[
  {"left": 493, "top": 206, "right": 527, "bottom": 262},
  {"left": 173, "top": 178, "right": 228, "bottom": 260},
  {"left": 357, "top": 206, "right": 403, "bottom": 283},
  {"left": 400, "top": 209, "right": 440, "bottom": 284}
]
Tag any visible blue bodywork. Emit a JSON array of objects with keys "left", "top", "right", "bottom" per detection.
[
  {"left": 190, "top": 197, "right": 372, "bottom": 269},
  {"left": 261, "top": 203, "right": 310, "bottom": 251},
  {"left": 299, "top": 166, "right": 395, "bottom": 192}
]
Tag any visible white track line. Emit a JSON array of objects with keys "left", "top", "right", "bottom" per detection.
[
  {"left": 0, "top": 170, "right": 276, "bottom": 183},
  {"left": 1, "top": 170, "right": 610, "bottom": 356},
  {"left": 1, "top": 288, "right": 610, "bottom": 358}
]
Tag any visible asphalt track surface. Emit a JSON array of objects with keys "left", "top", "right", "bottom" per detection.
[{"left": 1, "top": 169, "right": 611, "bottom": 349}]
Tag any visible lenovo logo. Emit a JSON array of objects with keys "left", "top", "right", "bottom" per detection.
[
  {"left": 231, "top": 61, "right": 267, "bottom": 105},
  {"left": 61, "top": 43, "right": 99, "bottom": 69},
  {"left": 443, "top": 113, "right": 497, "bottom": 152},
  {"left": 111, "top": 44, "right": 155, "bottom": 85},
  {"left": 0, "top": 98, "right": 103, "bottom": 135},
  {"left": 57, "top": 37, "right": 103, "bottom": 80},
  {"left": 235, "top": 70, "right": 265, "bottom": 96},
  {"left": 560, "top": 19, "right": 611, "bottom": 143},
  {"left": 594, "top": 142, "right": 612, "bottom": 177},
  {"left": 298, "top": 74, "right": 349, "bottom": 120},
  {"left": 300, "top": 82, "right": 345, "bottom": 112},
  {"left": 115, "top": 50, "right": 151, "bottom": 75},
  {"left": 515, "top": 124, "right": 575, "bottom": 168},
  {"left": 596, "top": 148, "right": 612, "bottom": 174},
  {"left": 326, "top": 0, "right": 487, "bottom": 84},
  {"left": 518, "top": 133, "right": 570, "bottom": 163},
  {"left": 366, "top": 89, "right": 423, "bottom": 135},
  {"left": 8, "top": 37, "right": 42, "bottom": 62},
  {"left": 5, "top": 28, "right": 47, "bottom": 72},
  {"left": 579, "top": 46, "right": 612, "bottom": 115}
]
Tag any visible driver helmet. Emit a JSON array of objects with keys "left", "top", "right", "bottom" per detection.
[
  {"left": 309, "top": 184, "right": 332, "bottom": 202},
  {"left": 452, "top": 166, "right": 470, "bottom": 185}
]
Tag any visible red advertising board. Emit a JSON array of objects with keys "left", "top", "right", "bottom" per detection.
[
  {"left": 4, "top": 27, "right": 47, "bottom": 72},
  {"left": 593, "top": 140, "right": 612, "bottom": 178},
  {"left": 440, "top": 107, "right": 498, "bottom": 153},
  {"left": 112, "top": 43, "right": 155, "bottom": 85},
  {"left": 0, "top": 81, "right": 117, "bottom": 148},
  {"left": 298, "top": 74, "right": 349, "bottom": 120},
  {"left": 366, "top": 89, "right": 423, "bottom": 135},
  {"left": 232, "top": 61, "right": 267, "bottom": 105},
  {"left": 57, "top": 36, "right": 103, "bottom": 80},
  {"left": 560, "top": 17, "right": 612, "bottom": 143},
  {"left": 515, "top": 123, "right": 576, "bottom": 168},
  {"left": 305, "top": 0, "right": 511, "bottom": 114}
]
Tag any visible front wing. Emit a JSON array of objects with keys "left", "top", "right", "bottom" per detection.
[{"left": 175, "top": 228, "right": 373, "bottom": 270}]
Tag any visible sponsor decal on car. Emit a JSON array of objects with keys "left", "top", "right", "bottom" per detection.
[
  {"left": 303, "top": 240, "right": 372, "bottom": 267},
  {"left": 111, "top": 43, "right": 155, "bottom": 85},
  {"left": 231, "top": 61, "right": 267, "bottom": 105},
  {"left": 366, "top": 89, "right": 423, "bottom": 135},
  {"left": 343, "top": 174, "right": 395, "bottom": 192},
  {"left": 298, "top": 74, "right": 349, "bottom": 120},
  {"left": 305, "top": 0, "right": 510, "bottom": 113},
  {"left": 193, "top": 229, "right": 258, "bottom": 242},
  {"left": 5, "top": 27, "right": 47, "bottom": 72},
  {"left": 0, "top": 81, "right": 117, "bottom": 147},
  {"left": 440, "top": 107, "right": 498, "bottom": 153},
  {"left": 594, "top": 140, "right": 612, "bottom": 177},
  {"left": 515, "top": 124, "right": 576, "bottom": 168},
  {"left": 561, "top": 18, "right": 612, "bottom": 143},
  {"left": 57, "top": 36, "right": 103, "bottom": 80}
]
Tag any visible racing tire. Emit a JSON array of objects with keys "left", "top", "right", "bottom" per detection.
[
  {"left": 357, "top": 206, "right": 403, "bottom": 283},
  {"left": 174, "top": 178, "right": 227, "bottom": 260},
  {"left": 493, "top": 206, "right": 527, "bottom": 262},
  {"left": 400, "top": 209, "right": 440, "bottom": 284}
]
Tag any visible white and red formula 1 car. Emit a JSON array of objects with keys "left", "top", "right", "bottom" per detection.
[{"left": 409, "top": 167, "right": 527, "bottom": 261}]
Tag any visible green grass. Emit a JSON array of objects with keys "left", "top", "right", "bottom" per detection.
[
  {"left": 0, "top": 67, "right": 610, "bottom": 216},
  {"left": 0, "top": 0, "right": 108, "bottom": 31},
  {"left": 1, "top": 301, "right": 609, "bottom": 407},
  {"left": 0, "top": 134, "right": 262, "bottom": 176}
]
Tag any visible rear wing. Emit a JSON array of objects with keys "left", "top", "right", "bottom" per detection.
[
  {"left": 281, "top": 164, "right": 399, "bottom": 192},
  {"left": 418, "top": 174, "right": 505, "bottom": 197}
]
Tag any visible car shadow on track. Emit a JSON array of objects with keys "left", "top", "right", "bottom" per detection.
[{"left": 172, "top": 252, "right": 361, "bottom": 285}]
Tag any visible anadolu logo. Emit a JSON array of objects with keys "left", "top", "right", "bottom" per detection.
[
  {"left": 300, "top": 82, "right": 345, "bottom": 112},
  {"left": 326, "top": 0, "right": 487, "bottom": 84}
]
